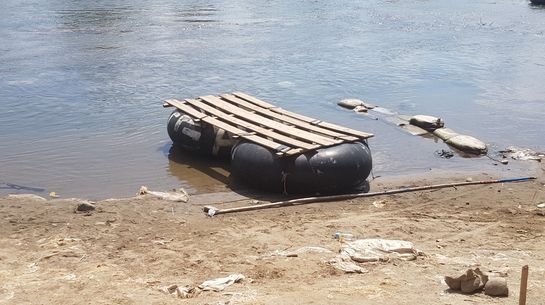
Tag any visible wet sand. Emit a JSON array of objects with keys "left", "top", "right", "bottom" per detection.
[{"left": 1, "top": 163, "right": 544, "bottom": 305}]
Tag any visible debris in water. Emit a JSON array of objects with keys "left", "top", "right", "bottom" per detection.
[{"left": 435, "top": 149, "right": 455, "bottom": 159}]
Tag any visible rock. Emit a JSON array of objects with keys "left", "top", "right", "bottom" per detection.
[
  {"left": 353, "top": 105, "right": 368, "bottom": 113},
  {"left": 75, "top": 202, "right": 96, "bottom": 212},
  {"left": 445, "top": 276, "right": 462, "bottom": 290},
  {"left": 445, "top": 268, "right": 488, "bottom": 293},
  {"left": 433, "top": 128, "right": 459, "bottom": 141},
  {"left": 400, "top": 124, "right": 429, "bottom": 136},
  {"left": 338, "top": 99, "right": 365, "bottom": 109},
  {"left": 445, "top": 135, "right": 487, "bottom": 155},
  {"left": 409, "top": 115, "right": 444, "bottom": 131},
  {"left": 484, "top": 277, "right": 508, "bottom": 296},
  {"left": 460, "top": 268, "right": 488, "bottom": 293}
]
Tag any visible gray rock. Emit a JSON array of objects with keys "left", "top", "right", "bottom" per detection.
[
  {"left": 445, "top": 268, "right": 488, "bottom": 293},
  {"left": 445, "top": 135, "right": 487, "bottom": 155},
  {"left": 484, "top": 277, "right": 508, "bottom": 297},
  {"left": 338, "top": 99, "right": 365, "bottom": 109},
  {"left": 460, "top": 268, "right": 488, "bottom": 293},
  {"left": 409, "top": 115, "right": 444, "bottom": 131},
  {"left": 433, "top": 128, "right": 459, "bottom": 141},
  {"left": 75, "top": 202, "right": 96, "bottom": 212},
  {"left": 353, "top": 105, "right": 368, "bottom": 113},
  {"left": 445, "top": 275, "right": 462, "bottom": 290}
]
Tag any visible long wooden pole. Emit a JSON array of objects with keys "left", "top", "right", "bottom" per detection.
[
  {"left": 203, "top": 176, "right": 536, "bottom": 216},
  {"left": 519, "top": 265, "right": 529, "bottom": 305}
]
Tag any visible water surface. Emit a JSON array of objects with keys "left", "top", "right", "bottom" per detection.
[{"left": 1, "top": 0, "right": 544, "bottom": 199}]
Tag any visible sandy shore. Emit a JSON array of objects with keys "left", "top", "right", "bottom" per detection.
[{"left": 1, "top": 163, "right": 544, "bottom": 305}]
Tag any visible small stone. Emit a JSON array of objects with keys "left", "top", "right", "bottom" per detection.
[
  {"left": 484, "top": 277, "right": 508, "bottom": 297},
  {"left": 75, "top": 202, "right": 96, "bottom": 212},
  {"left": 466, "top": 177, "right": 473, "bottom": 182}
]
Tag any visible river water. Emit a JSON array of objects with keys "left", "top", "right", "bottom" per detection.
[{"left": 1, "top": 0, "right": 544, "bottom": 199}]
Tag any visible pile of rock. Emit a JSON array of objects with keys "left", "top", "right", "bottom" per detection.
[{"left": 445, "top": 268, "right": 508, "bottom": 297}]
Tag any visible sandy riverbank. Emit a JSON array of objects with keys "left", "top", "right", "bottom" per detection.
[{"left": 1, "top": 163, "right": 544, "bottom": 305}]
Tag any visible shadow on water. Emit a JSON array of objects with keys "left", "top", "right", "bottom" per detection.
[
  {"left": 167, "top": 144, "right": 231, "bottom": 194},
  {"left": 166, "top": 144, "right": 297, "bottom": 201},
  {"left": 0, "top": 183, "right": 45, "bottom": 193}
]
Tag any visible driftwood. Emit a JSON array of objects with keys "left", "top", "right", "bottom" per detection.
[{"left": 203, "top": 177, "right": 536, "bottom": 216}]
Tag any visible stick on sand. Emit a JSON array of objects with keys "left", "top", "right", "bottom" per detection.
[{"left": 203, "top": 177, "right": 536, "bottom": 216}]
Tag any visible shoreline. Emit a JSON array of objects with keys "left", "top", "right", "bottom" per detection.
[
  {"left": 1, "top": 163, "right": 543, "bottom": 304},
  {"left": 3, "top": 160, "right": 541, "bottom": 204}
]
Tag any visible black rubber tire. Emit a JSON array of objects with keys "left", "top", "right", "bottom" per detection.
[
  {"left": 230, "top": 141, "right": 372, "bottom": 194},
  {"left": 286, "top": 141, "right": 372, "bottom": 194},
  {"left": 167, "top": 109, "right": 233, "bottom": 158},
  {"left": 230, "top": 141, "right": 283, "bottom": 192}
]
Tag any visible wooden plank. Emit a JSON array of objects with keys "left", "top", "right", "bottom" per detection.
[
  {"left": 199, "top": 95, "right": 340, "bottom": 146},
  {"left": 220, "top": 94, "right": 358, "bottom": 141},
  {"left": 232, "top": 92, "right": 374, "bottom": 139},
  {"left": 165, "top": 99, "right": 206, "bottom": 119},
  {"left": 184, "top": 99, "right": 318, "bottom": 150},
  {"left": 232, "top": 91, "right": 276, "bottom": 109},
  {"left": 165, "top": 99, "right": 301, "bottom": 155}
]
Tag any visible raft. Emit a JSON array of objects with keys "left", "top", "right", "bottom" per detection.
[{"left": 164, "top": 92, "right": 374, "bottom": 194}]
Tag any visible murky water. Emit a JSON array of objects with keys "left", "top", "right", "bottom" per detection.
[{"left": 1, "top": 0, "right": 544, "bottom": 199}]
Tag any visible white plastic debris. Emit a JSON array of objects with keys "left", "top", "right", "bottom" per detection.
[
  {"left": 327, "top": 255, "right": 368, "bottom": 273},
  {"left": 501, "top": 146, "right": 544, "bottom": 161},
  {"left": 266, "top": 246, "right": 333, "bottom": 257},
  {"left": 198, "top": 274, "right": 245, "bottom": 292},
  {"left": 340, "top": 239, "right": 420, "bottom": 263},
  {"left": 138, "top": 186, "right": 189, "bottom": 202},
  {"left": 161, "top": 274, "right": 244, "bottom": 299},
  {"left": 7, "top": 194, "right": 47, "bottom": 201}
]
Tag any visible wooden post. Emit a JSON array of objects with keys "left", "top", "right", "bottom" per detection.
[{"left": 519, "top": 265, "right": 529, "bottom": 305}]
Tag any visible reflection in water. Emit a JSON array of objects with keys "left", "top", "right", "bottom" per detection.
[{"left": 167, "top": 145, "right": 231, "bottom": 194}]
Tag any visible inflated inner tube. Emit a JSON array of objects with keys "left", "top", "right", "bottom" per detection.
[
  {"left": 231, "top": 140, "right": 372, "bottom": 194},
  {"left": 167, "top": 109, "right": 237, "bottom": 158}
]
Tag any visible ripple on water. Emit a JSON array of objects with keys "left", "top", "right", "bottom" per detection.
[{"left": 1, "top": 0, "right": 544, "bottom": 199}]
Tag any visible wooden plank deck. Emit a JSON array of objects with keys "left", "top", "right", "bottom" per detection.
[{"left": 164, "top": 92, "right": 373, "bottom": 156}]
